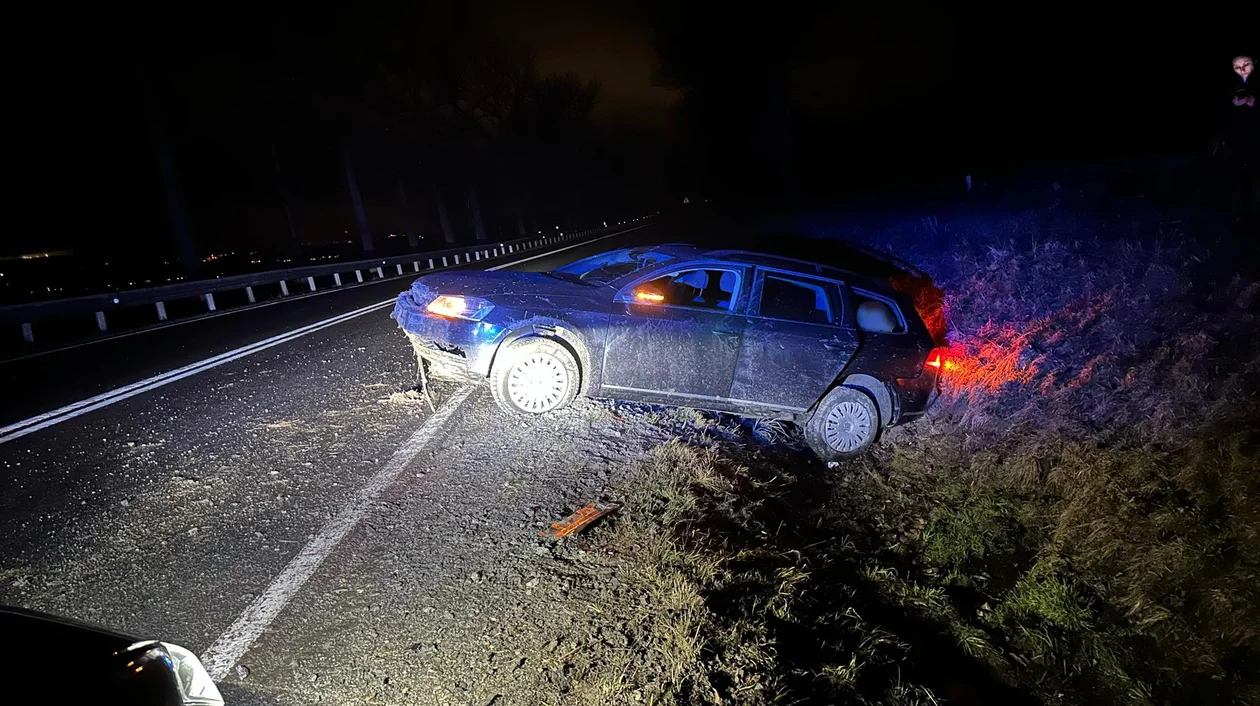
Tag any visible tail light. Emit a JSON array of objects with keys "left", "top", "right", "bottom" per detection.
[{"left": 925, "top": 347, "right": 946, "bottom": 371}]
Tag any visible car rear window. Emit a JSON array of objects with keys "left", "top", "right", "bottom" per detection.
[
  {"left": 852, "top": 289, "right": 905, "bottom": 333},
  {"left": 758, "top": 274, "right": 833, "bottom": 324}
]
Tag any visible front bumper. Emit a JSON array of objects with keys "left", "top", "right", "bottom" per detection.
[{"left": 391, "top": 292, "right": 506, "bottom": 381}]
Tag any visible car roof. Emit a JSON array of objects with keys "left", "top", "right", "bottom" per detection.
[{"left": 694, "top": 248, "right": 894, "bottom": 293}]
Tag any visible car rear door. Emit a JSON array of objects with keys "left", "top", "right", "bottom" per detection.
[
  {"left": 599, "top": 264, "right": 749, "bottom": 408},
  {"left": 730, "top": 269, "right": 857, "bottom": 413}
]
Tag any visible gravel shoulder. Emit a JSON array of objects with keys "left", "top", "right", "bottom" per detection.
[{"left": 222, "top": 386, "right": 684, "bottom": 705}]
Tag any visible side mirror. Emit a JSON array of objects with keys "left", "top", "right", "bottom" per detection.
[{"left": 632, "top": 286, "right": 665, "bottom": 304}]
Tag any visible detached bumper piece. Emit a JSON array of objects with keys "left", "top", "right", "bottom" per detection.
[{"left": 541, "top": 502, "right": 620, "bottom": 539}]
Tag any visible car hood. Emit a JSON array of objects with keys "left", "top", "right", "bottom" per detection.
[
  {"left": 409, "top": 270, "right": 596, "bottom": 300},
  {"left": 2, "top": 605, "right": 137, "bottom": 654}
]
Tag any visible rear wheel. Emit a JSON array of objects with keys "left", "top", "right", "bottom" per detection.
[
  {"left": 804, "top": 386, "right": 880, "bottom": 462},
  {"left": 489, "top": 337, "right": 580, "bottom": 414}
]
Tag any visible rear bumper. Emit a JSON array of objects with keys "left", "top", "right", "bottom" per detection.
[
  {"left": 391, "top": 292, "right": 504, "bottom": 381},
  {"left": 891, "top": 371, "right": 939, "bottom": 425}
]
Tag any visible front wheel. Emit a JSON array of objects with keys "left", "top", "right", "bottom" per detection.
[
  {"left": 489, "top": 337, "right": 581, "bottom": 414},
  {"left": 804, "top": 386, "right": 880, "bottom": 462}
]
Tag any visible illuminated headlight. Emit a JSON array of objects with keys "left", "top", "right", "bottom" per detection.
[
  {"left": 160, "top": 642, "right": 224, "bottom": 706},
  {"left": 426, "top": 295, "right": 494, "bottom": 321}
]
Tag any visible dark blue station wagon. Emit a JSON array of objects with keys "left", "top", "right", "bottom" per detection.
[{"left": 392, "top": 245, "right": 943, "bottom": 460}]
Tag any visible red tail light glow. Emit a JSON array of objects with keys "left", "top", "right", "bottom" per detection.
[{"left": 926, "top": 347, "right": 945, "bottom": 370}]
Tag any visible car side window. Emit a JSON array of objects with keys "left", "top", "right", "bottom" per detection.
[
  {"left": 637, "top": 268, "right": 741, "bottom": 311},
  {"left": 757, "top": 274, "right": 834, "bottom": 324},
  {"left": 852, "top": 289, "right": 905, "bottom": 333}
]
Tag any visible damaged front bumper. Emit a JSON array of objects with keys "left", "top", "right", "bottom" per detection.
[{"left": 391, "top": 290, "right": 507, "bottom": 382}]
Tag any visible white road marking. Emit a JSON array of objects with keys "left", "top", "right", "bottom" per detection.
[
  {"left": 0, "top": 225, "right": 655, "bottom": 445},
  {"left": 486, "top": 223, "right": 652, "bottom": 270},
  {"left": 0, "top": 300, "right": 395, "bottom": 445},
  {"left": 200, "top": 386, "right": 474, "bottom": 681}
]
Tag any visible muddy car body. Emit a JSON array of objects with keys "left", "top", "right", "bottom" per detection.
[{"left": 391, "top": 245, "right": 943, "bottom": 460}]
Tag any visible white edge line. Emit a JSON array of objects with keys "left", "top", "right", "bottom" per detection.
[
  {"left": 0, "top": 299, "right": 395, "bottom": 437},
  {"left": 200, "top": 386, "right": 474, "bottom": 680},
  {"left": 2, "top": 274, "right": 410, "bottom": 363},
  {"left": 0, "top": 301, "right": 397, "bottom": 444},
  {"left": 1, "top": 224, "right": 655, "bottom": 443}
]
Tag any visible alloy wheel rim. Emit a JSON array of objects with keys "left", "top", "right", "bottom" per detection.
[
  {"left": 507, "top": 353, "right": 570, "bottom": 412},
  {"left": 822, "top": 400, "right": 873, "bottom": 452}
]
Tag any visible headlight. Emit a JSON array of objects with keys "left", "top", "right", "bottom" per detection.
[
  {"left": 160, "top": 642, "right": 224, "bottom": 706},
  {"left": 426, "top": 295, "right": 494, "bottom": 321}
]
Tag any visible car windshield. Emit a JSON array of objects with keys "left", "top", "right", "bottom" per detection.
[{"left": 551, "top": 247, "right": 676, "bottom": 286}]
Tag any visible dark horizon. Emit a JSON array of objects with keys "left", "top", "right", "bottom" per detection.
[{"left": 7, "top": 2, "right": 1257, "bottom": 263}]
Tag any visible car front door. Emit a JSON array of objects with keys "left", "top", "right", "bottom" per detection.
[
  {"left": 599, "top": 265, "right": 749, "bottom": 409},
  {"left": 730, "top": 269, "right": 858, "bottom": 413}
]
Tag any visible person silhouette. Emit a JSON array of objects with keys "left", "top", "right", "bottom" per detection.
[
  {"left": 1221, "top": 55, "right": 1257, "bottom": 232},
  {"left": 1231, "top": 55, "right": 1255, "bottom": 109}
]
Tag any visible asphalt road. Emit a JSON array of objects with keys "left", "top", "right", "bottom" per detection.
[{"left": 0, "top": 222, "right": 664, "bottom": 703}]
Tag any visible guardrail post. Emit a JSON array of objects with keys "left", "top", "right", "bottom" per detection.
[
  {"left": 474, "top": 251, "right": 481, "bottom": 261},
  {"left": 442, "top": 256, "right": 448, "bottom": 267},
  {"left": 454, "top": 254, "right": 460, "bottom": 264},
  {"left": 375, "top": 266, "right": 383, "bottom": 278},
  {"left": 334, "top": 273, "right": 342, "bottom": 286},
  {"left": 355, "top": 270, "right": 363, "bottom": 283},
  {"left": 413, "top": 262, "right": 420, "bottom": 272},
  {"left": 428, "top": 258, "right": 434, "bottom": 269},
  {"left": 280, "top": 281, "right": 290, "bottom": 296},
  {"left": 246, "top": 286, "right": 256, "bottom": 303},
  {"left": 156, "top": 301, "right": 168, "bottom": 321},
  {"left": 21, "top": 323, "right": 33, "bottom": 343},
  {"left": 483, "top": 249, "right": 489, "bottom": 259},
  {"left": 396, "top": 264, "right": 403, "bottom": 275},
  {"left": 95, "top": 311, "right": 107, "bottom": 332},
  {"left": 307, "top": 276, "right": 316, "bottom": 292},
  {"left": 204, "top": 293, "right": 216, "bottom": 311}
]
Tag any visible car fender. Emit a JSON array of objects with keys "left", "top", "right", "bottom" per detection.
[
  {"left": 493, "top": 318, "right": 594, "bottom": 396},
  {"left": 835, "top": 373, "right": 895, "bottom": 428}
]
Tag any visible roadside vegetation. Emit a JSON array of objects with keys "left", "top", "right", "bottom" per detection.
[{"left": 573, "top": 195, "right": 1260, "bottom": 704}]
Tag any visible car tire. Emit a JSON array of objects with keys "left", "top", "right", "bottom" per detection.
[
  {"left": 804, "top": 386, "right": 880, "bottom": 462},
  {"left": 489, "top": 337, "right": 581, "bottom": 415}
]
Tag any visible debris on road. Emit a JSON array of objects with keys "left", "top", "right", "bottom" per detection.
[
  {"left": 540, "top": 501, "right": 619, "bottom": 539},
  {"left": 384, "top": 389, "right": 426, "bottom": 406}
]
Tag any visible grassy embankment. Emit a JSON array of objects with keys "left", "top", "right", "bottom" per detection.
[{"left": 574, "top": 202, "right": 1260, "bottom": 705}]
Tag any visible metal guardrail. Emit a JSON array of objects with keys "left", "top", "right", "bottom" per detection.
[{"left": 1, "top": 219, "right": 652, "bottom": 344}]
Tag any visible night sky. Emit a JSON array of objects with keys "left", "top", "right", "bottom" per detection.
[{"left": 8, "top": 2, "right": 1258, "bottom": 260}]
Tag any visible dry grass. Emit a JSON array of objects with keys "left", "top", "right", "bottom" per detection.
[
  {"left": 860, "top": 205, "right": 1260, "bottom": 704},
  {"left": 575, "top": 198, "right": 1260, "bottom": 705}
]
